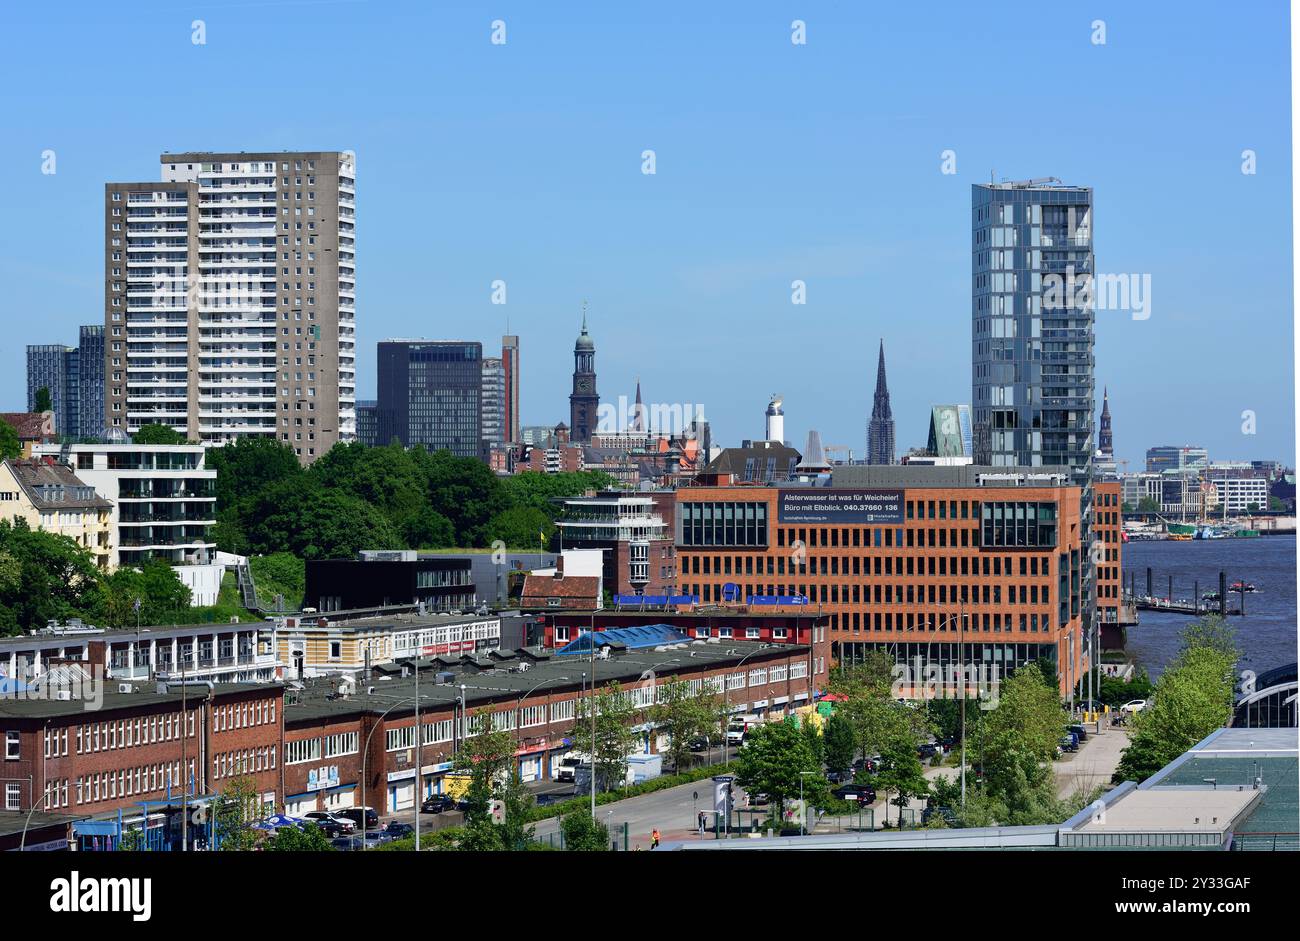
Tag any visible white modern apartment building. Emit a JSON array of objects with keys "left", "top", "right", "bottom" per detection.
[
  {"left": 32, "top": 443, "right": 219, "bottom": 603},
  {"left": 105, "top": 151, "right": 356, "bottom": 463}
]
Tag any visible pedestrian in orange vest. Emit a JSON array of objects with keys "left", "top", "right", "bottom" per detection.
[{"left": 651, "top": 828, "right": 661, "bottom": 849}]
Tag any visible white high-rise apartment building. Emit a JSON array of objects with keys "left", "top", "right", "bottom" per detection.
[{"left": 105, "top": 151, "right": 356, "bottom": 463}]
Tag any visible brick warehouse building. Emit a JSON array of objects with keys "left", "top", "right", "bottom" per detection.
[
  {"left": 1, "top": 680, "right": 284, "bottom": 848},
  {"left": 281, "top": 637, "right": 826, "bottom": 814},
  {"left": 675, "top": 464, "right": 1097, "bottom": 699},
  {"left": 1093, "top": 480, "right": 1124, "bottom": 624}
]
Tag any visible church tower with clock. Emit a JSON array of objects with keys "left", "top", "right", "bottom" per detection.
[{"left": 569, "top": 308, "right": 599, "bottom": 443}]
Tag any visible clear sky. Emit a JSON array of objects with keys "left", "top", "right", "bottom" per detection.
[{"left": 0, "top": 0, "right": 1292, "bottom": 469}]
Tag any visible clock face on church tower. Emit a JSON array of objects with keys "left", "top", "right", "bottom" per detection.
[{"left": 575, "top": 376, "right": 593, "bottom": 394}]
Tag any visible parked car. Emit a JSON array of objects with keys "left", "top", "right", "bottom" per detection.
[
  {"left": 303, "top": 811, "right": 355, "bottom": 833},
  {"left": 383, "top": 822, "right": 415, "bottom": 840},
  {"left": 422, "top": 795, "right": 457, "bottom": 814},
  {"left": 688, "top": 735, "right": 712, "bottom": 752},
  {"left": 362, "top": 829, "right": 392, "bottom": 847},
  {"left": 336, "top": 806, "right": 379, "bottom": 831},
  {"left": 917, "top": 742, "right": 939, "bottom": 759},
  {"left": 1120, "top": 699, "right": 1148, "bottom": 714},
  {"left": 1067, "top": 724, "right": 1089, "bottom": 742},
  {"left": 833, "top": 783, "right": 877, "bottom": 804},
  {"left": 329, "top": 835, "right": 364, "bottom": 851},
  {"left": 304, "top": 818, "right": 347, "bottom": 838},
  {"left": 921, "top": 805, "right": 958, "bottom": 826},
  {"left": 826, "top": 769, "right": 854, "bottom": 785},
  {"left": 1059, "top": 734, "right": 1079, "bottom": 753},
  {"left": 938, "top": 736, "right": 956, "bottom": 753},
  {"left": 455, "top": 797, "right": 473, "bottom": 813}
]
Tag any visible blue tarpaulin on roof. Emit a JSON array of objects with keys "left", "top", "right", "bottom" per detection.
[{"left": 554, "top": 624, "right": 690, "bottom": 656}]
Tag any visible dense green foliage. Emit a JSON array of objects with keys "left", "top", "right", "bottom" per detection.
[
  {"left": 1114, "top": 617, "right": 1239, "bottom": 783},
  {"left": 648, "top": 678, "right": 725, "bottom": 773},
  {"left": 33, "top": 387, "right": 52, "bottom": 413},
  {"left": 452, "top": 711, "right": 537, "bottom": 851},
  {"left": 206, "top": 437, "right": 616, "bottom": 559},
  {"left": 733, "top": 718, "right": 830, "bottom": 827},
  {"left": 132, "top": 423, "right": 188, "bottom": 445},
  {"left": 0, "top": 520, "right": 105, "bottom": 635},
  {"left": 0, "top": 419, "right": 20, "bottom": 461},
  {"left": 266, "top": 822, "right": 335, "bottom": 851},
  {"left": 559, "top": 805, "right": 610, "bottom": 851}
]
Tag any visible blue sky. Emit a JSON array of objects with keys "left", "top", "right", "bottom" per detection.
[{"left": 0, "top": 0, "right": 1291, "bottom": 468}]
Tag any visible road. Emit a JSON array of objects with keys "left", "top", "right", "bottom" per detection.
[{"left": 371, "top": 726, "right": 1130, "bottom": 846}]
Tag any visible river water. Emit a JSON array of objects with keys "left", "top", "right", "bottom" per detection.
[{"left": 1122, "top": 536, "right": 1297, "bottom": 677}]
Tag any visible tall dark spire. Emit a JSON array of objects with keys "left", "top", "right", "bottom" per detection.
[
  {"left": 631, "top": 377, "right": 645, "bottom": 433},
  {"left": 867, "top": 340, "right": 895, "bottom": 465},
  {"left": 1098, "top": 386, "right": 1113, "bottom": 460}
]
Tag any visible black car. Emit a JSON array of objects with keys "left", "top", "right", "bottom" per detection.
[
  {"left": 917, "top": 742, "right": 939, "bottom": 759},
  {"left": 826, "top": 769, "right": 854, "bottom": 785},
  {"left": 833, "top": 783, "right": 877, "bottom": 804},
  {"left": 337, "top": 806, "right": 379, "bottom": 831},
  {"left": 938, "top": 736, "right": 956, "bottom": 753},
  {"left": 688, "top": 735, "right": 712, "bottom": 752},
  {"left": 329, "top": 835, "right": 364, "bottom": 851},
  {"left": 1067, "top": 724, "right": 1089, "bottom": 743},
  {"left": 384, "top": 822, "right": 415, "bottom": 840},
  {"left": 455, "top": 797, "right": 473, "bottom": 813},
  {"left": 422, "top": 795, "right": 456, "bottom": 814},
  {"left": 307, "top": 818, "right": 346, "bottom": 838},
  {"left": 922, "top": 805, "right": 958, "bottom": 826}
]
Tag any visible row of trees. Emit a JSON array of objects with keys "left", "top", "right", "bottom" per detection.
[
  {"left": 0, "top": 520, "right": 193, "bottom": 636},
  {"left": 206, "top": 436, "right": 615, "bottom": 560}
]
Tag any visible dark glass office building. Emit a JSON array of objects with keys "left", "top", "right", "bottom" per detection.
[{"left": 376, "top": 340, "right": 483, "bottom": 457}]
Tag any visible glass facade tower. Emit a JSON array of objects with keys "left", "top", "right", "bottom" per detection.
[{"left": 972, "top": 180, "right": 1096, "bottom": 694}]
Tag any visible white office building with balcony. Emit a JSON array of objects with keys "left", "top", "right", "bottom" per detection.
[{"left": 32, "top": 443, "right": 219, "bottom": 603}]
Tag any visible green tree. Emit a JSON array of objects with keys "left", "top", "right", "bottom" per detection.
[
  {"left": 560, "top": 804, "right": 609, "bottom": 851},
  {"left": 214, "top": 775, "right": 262, "bottom": 851},
  {"left": 242, "top": 476, "right": 402, "bottom": 560},
  {"left": 453, "top": 710, "right": 536, "bottom": 851},
  {"left": 92, "top": 557, "right": 192, "bottom": 628},
  {"left": 0, "top": 419, "right": 20, "bottom": 461},
  {"left": 823, "top": 713, "right": 857, "bottom": 773},
  {"left": 501, "top": 470, "right": 619, "bottom": 514},
  {"left": 1137, "top": 497, "right": 1159, "bottom": 513},
  {"left": 34, "top": 387, "right": 52, "bottom": 413},
  {"left": 266, "top": 822, "right": 334, "bottom": 851},
  {"left": 1114, "top": 621, "right": 1238, "bottom": 783},
  {"left": 649, "top": 678, "right": 722, "bottom": 773},
  {"left": 309, "top": 442, "right": 427, "bottom": 530},
  {"left": 0, "top": 520, "right": 102, "bottom": 637},
  {"left": 981, "top": 663, "right": 1065, "bottom": 801},
  {"left": 132, "top": 423, "right": 187, "bottom": 445},
  {"left": 576, "top": 682, "right": 638, "bottom": 792},
  {"left": 733, "top": 718, "right": 828, "bottom": 827},
  {"left": 404, "top": 506, "right": 455, "bottom": 549},
  {"left": 484, "top": 506, "right": 556, "bottom": 551},
  {"left": 874, "top": 737, "right": 930, "bottom": 827},
  {"left": 206, "top": 437, "right": 301, "bottom": 513},
  {"left": 415, "top": 448, "right": 509, "bottom": 546}
]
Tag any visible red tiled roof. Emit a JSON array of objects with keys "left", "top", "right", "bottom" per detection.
[
  {"left": 0, "top": 412, "right": 54, "bottom": 440},
  {"left": 521, "top": 574, "right": 600, "bottom": 600}
]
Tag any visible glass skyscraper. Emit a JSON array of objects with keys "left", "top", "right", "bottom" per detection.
[
  {"left": 26, "top": 324, "right": 105, "bottom": 440},
  {"left": 971, "top": 180, "right": 1094, "bottom": 479},
  {"left": 971, "top": 179, "right": 1096, "bottom": 682}
]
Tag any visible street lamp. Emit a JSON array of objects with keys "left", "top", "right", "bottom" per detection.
[{"left": 722, "top": 648, "right": 767, "bottom": 766}]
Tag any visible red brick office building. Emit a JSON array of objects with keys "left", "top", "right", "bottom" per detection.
[{"left": 675, "top": 465, "right": 1093, "bottom": 699}]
